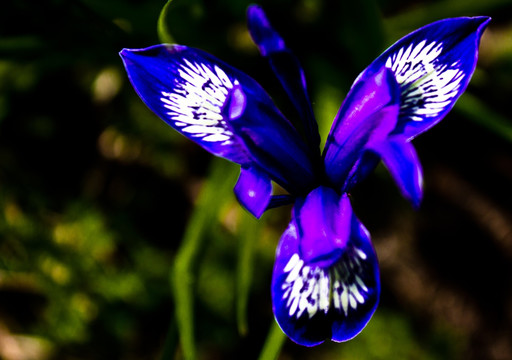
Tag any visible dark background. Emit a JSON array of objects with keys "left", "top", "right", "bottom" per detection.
[{"left": 1, "top": 0, "right": 512, "bottom": 359}]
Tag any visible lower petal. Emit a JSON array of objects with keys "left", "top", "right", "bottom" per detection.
[
  {"left": 271, "top": 207, "right": 380, "bottom": 346},
  {"left": 330, "top": 218, "right": 380, "bottom": 342}
]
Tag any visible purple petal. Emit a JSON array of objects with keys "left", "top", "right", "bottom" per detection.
[
  {"left": 369, "top": 136, "right": 423, "bottom": 208},
  {"left": 247, "top": 5, "right": 321, "bottom": 156},
  {"left": 355, "top": 16, "right": 490, "bottom": 139},
  {"left": 271, "top": 188, "right": 380, "bottom": 346},
  {"left": 234, "top": 166, "right": 272, "bottom": 218},
  {"left": 120, "top": 45, "right": 317, "bottom": 194},
  {"left": 294, "top": 187, "right": 352, "bottom": 269},
  {"left": 323, "top": 67, "right": 401, "bottom": 189},
  {"left": 340, "top": 151, "right": 381, "bottom": 194}
]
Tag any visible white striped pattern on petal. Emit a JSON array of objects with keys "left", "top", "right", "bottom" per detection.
[
  {"left": 280, "top": 246, "right": 370, "bottom": 320},
  {"left": 160, "top": 58, "right": 238, "bottom": 144},
  {"left": 385, "top": 40, "right": 464, "bottom": 122}
]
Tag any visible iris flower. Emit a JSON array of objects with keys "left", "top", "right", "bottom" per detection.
[{"left": 120, "top": 5, "right": 489, "bottom": 346}]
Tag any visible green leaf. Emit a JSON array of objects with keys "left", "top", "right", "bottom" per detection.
[
  {"left": 236, "top": 211, "right": 260, "bottom": 336},
  {"left": 158, "top": 0, "right": 177, "bottom": 44},
  {"left": 170, "top": 158, "right": 238, "bottom": 360},
  {"left": 456, "top": 93, "right": 512, "bottom": 143}
]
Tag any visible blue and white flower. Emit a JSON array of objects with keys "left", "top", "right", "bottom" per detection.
[{"left": 120, "top": 5, "right": 489, "bottom": 346}]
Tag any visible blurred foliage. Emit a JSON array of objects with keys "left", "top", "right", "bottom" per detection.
[{"left": 1, "top": 0, "right": 512, "bottom": 359}]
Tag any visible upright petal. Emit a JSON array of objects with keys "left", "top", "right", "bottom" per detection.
[
  {"left": 323, "top": 67, "right": 401, "bottom": 189},
  {"left": 246, "top": 5, "right": 285, "bottom": 57},
  {"left": 353, "top": 16, "right": 490, "bottom": 139},
  {"left": 247, "top": 5, "right": 321, "bottom": 156},
  {"left": 120, "top": 45, "right": 317, "bottom": 194},
  {"left": 272, "top": 187, "right": 380, "bottom": 345}
]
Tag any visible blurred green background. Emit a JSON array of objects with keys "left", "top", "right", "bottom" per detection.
[{"left": 1, "top": 0, "right": 512, "bottom": 359}]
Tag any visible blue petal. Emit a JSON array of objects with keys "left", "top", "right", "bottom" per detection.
[
  {"left": 120, "top": 45, "right": 250, "bottom": 164},
  {"left": 234, "top": 166, "right": 272, "bottom": 218},
  {"left": 323, "top": 67, "right": 401, "bottom": 190},
  {"left": 271, "top": 188, "right": 380, "bottom": 346},
  {"left": 330, "top": 217, "right": 380, "bottom": 342},
  {"left": 353, "top": 16, "right": 490, "bottom": 139},
  {"left": 368, "top": 136, "right": 423, "bottom": 208},
  {"left": 247, "top": 5, "right": 321, "bottom": 156},
  {"left": 120, "top": 45, "right": 317, "bottom": 194}
]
